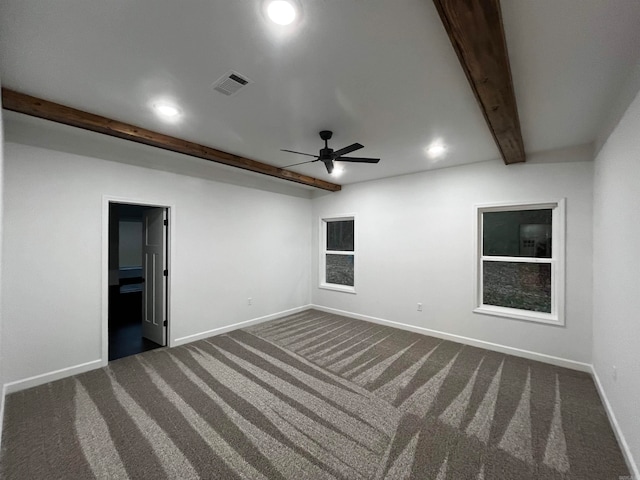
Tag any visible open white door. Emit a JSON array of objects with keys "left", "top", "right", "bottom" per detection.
[{"left": 142, "top": 208, "right": 167, "bottom": 345}]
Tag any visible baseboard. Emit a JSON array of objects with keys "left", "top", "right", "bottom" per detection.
[
  {"left": 3, "top": 359, "right": 103, "bottom": 395},
  {"left": 1, "top": 306, "right": 310, "bottom": 396},
  {"left": 0, "top": 384, "right": 6, "bottom": 449},
  {"left": 310, "top": 305, "right": 592, "bottom": 373},
  {"left": 591, "top": 366, "right": 639, "bottom": 479},
  {"left": 172, "top": 304, "right": 313, "bottom": 347}
]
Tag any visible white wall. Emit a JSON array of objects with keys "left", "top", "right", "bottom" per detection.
[
  {"left": 593, "top": 89, "right": 640, "bottom": 475},
  {"left": 1, "top": 120, "right": 312, "bottom": 386},
  {"left": 0, "top": 76, "right": 6, "bottom": 413},
  {"left": 312, "top": 148, "right": 594, "bottom": 364}
]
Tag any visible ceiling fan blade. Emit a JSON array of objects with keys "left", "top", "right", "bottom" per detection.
[
  {"left": 325, "top": 161, "right": 334, "bottom": 174},
  {"left": 282, "top": 158, "right": 320, "bottom": 169},
  {"left": 332, "top": 143, "right": 364, "bottom": 157},
  {"left": 281, "top": 149, "right": 318, "bottom": 158},
  {"left": 335, "top": 156, "right": 380, "bottom": 163}
]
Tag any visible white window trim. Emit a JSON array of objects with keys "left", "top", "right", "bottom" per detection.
[
  {"left": 473, "top": 199, "right": 566, "bottom": 326},
  {"left": 319, "top": 214, "right": 357, "bottom": 294}
]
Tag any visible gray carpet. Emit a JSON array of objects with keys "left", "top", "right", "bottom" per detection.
[{"left": 1, "top": 310, "right": 629, "bottom": 479}]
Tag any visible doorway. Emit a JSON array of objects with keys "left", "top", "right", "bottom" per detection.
[{"left": 108, "top": 202, "right": 169, "bottom": 361}]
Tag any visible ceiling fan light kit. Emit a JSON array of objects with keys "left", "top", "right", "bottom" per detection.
[{"left": 282, "top": 130, "right": 381, "bottom": 174}]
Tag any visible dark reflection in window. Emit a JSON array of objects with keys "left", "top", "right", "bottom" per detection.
[
  {"left": 483, "top": 209, "right": 552, "bottom": 258},
  {"left": 327, "top": 220, "right": 354, "bottom": 251}
]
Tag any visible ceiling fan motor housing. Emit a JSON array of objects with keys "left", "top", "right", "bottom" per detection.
[
  {"left": 319, "top": 135, "right": 335, "bottom": 173},
  {"left": 319, "top": 147, "right": 334, "bottom": 160}
]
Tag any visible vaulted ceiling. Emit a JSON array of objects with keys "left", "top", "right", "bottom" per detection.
[{"left": 1, "top": 0, "right": 639, "bottom": 188}]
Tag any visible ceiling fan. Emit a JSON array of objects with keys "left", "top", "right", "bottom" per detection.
[{"left": 282, "top": 131, "right": 380, "bottom": 174}]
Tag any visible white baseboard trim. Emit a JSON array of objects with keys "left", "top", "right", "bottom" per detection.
[
  {"left": 591, "top": 366, "right": 639, "bottom": 479},
  {"left": 1, "top": 306, "right": 311, "bottom": 397},
  {"left": 310, "top": 305, "right": 592, "bottom": 373},
  {"left": 3, "top": 359, "right": 103, "bottom": 395},
  {"left": 172, "top": 304, "right": 312, "bottom": 347},
  {"left": 0, "top": 384, "right": 6, "bottom": 450}
]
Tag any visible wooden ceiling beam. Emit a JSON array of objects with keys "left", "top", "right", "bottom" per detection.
[
  {"left": 433, "top": 0, "right": 525, "bottom": 164},
  {"left": 1, "top": 88, "right": 341, "bottom": 192}
]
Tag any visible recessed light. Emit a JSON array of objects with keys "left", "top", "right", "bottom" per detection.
[
  {"left": 426, "top": 141, "right": 447, "bottom": 159},
  {"left": 153, "top": 102, "right": 181, "bottom": 120},
  {"left": 266, "top": 0, "right": 297, "bottom": 25},
  {"left": 331, "top": 166, "right": 344, "bottom": 177}
]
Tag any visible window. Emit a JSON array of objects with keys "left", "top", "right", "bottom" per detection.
[
  {"left": 320, "top": 216, "right": 356, "bottom": 293},
  {"left": 474, "top": 200, "right": 565, "bottom": 325}
]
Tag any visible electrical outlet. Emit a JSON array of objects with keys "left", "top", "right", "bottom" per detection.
[
  {"left": 417, "top": 303, "right": 423, "bottom": 312},
  {"left": 612, "top": 365, "right": 617, "bottom": 381},
  {"left": 248, "top": 298, "right": 252, "bottom": 306}
]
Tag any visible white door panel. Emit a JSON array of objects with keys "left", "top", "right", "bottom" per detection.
[{"left": 142, "top": 208, "right": 167, "bottom": 345}]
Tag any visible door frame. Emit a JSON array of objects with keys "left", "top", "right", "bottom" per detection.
[{"left": 101, "top": 195, "right": 176, "bottom": 366}]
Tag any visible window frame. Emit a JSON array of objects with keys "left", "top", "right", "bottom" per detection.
[
  {"left": 473, "top": 199, "right": 566, "bottom": 326},
  {"left": 319, "top": 214, "right": 357, "bottom": 294}
]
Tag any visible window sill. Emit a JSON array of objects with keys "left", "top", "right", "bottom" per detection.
[
  {"left": 319, "top": 283, "right": 357, "bottom": 294},
  {"left": 473, "top": 305, "right": 564, "bottom": 326}
]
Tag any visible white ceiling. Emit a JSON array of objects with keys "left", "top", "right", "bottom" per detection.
[{"left": 1, "top": 0, "right": 639, "bottom": 186}]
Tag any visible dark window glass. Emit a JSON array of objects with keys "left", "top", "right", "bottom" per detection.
[
  {"left": 483, "top": 209, "right": 552, "bottom": 258},
  {"left": 483, "top": 261, "right": 551, "bottom": 313},
  {"left": 326, "top": 254, "right": 354, "bottom": 286},
  {"left": 327, "top": 220, "right": 354, "bottom": 251}
]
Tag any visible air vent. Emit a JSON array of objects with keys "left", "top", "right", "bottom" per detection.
[{"left": 212, "top": 71, "right": 253, "bottom": 96}]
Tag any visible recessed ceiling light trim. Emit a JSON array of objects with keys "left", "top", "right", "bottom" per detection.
[
  {"left": 266, "top": 0, "right": 297, "bottom": 25},
  {"left": 153, "top": 102, "right": 181, "bottom": 118},
  {"left": 426, "top": 141, "right": 447, "bottom": 159}
]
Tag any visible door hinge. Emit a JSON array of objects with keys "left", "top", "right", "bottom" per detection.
[
  {"left": 163, "top": 269, "right": 168, "bottom": 276},
  {"left": 163, "top": 320, "right": 167, "bottom": 326},
  {"left": 163, "top": 219, "right": 168, "bottom": 226}
]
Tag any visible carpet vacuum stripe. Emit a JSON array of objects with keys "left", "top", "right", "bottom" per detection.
[{"left": 1, "top": 310, "right": 630, "bottom": 479}]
